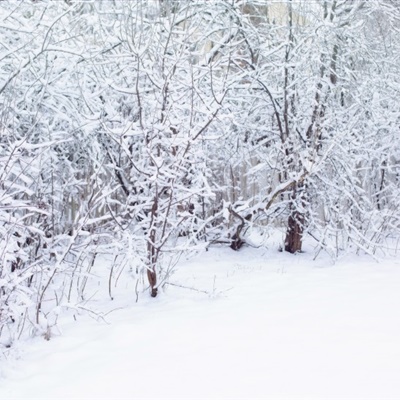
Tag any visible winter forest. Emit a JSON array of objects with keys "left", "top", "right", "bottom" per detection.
[{"left": 1, "top": 0, "right": 400, "bottom": 357}]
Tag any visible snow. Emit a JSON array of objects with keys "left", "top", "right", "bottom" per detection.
[{"left": 1, "top": 244, "right": 400, "bottom": 400}]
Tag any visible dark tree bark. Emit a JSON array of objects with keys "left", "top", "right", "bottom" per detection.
[
  {"left": 147, "top": 269, "right": 158, "bottom": 298},
  {"left": 284, "top": 183, "right": 305, "bottom": 254},
  {"left": 284, "top": 211, "right": 304, "bottom": 253}
]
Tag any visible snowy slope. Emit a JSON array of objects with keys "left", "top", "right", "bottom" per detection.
[{"left": 1, "top": 245, "right": 400, "bottom": 400}]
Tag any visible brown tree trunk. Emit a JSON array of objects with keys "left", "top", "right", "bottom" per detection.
[
  {"left": 147, "top": 269, "right": 158, "bottom": 298},
  {"left": 284, "top": 211, "right": 304, "bottom": 253},
  {"left": 284, "top": 183, "right": 305, "bottom": 254}
]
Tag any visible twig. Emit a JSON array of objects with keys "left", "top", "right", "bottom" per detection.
[{"left": 165, "top": 281, "right": 210, "bottom": 295}]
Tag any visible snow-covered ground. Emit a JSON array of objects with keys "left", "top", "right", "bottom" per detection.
[{"left": 1, "top": 243, "right": 400, "bottom": 399}]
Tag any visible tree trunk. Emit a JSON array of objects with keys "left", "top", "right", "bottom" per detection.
[
  {"left": 147, "top": 197, "right": 159, "bottom": 297},
  {"left": 285, "top": 183, "right": 305, "bottom": 254},
  {"left": 147, "top": 269, "right": 158, "bottom": 298},
  {"left": 284, "top": 211, "right": 304, "bottom": 253}
]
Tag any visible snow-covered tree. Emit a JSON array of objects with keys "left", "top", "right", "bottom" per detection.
[
  {"left": 218, "top": 0, "right": 400, "bottom": 256},
  {"left": 0, "top": 1, "right": 107, "bottom": 344},
  {"left": 76, "top": 0, "right": 241, "bottom": 296}
]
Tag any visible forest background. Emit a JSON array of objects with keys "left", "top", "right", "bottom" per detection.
[{"left": 1, "top": 0, "right": 400, "bottom": 348}]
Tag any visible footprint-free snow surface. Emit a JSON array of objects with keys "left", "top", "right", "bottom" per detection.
[{"left": 1, "top": 246, "right": 400, "bottom": 399}]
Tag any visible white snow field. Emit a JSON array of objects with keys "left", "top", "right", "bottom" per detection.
[{"left": 1, "top": 244, "right": 400, "bottom": 400}]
